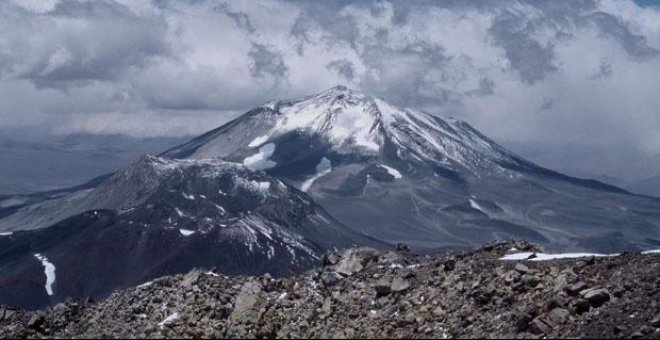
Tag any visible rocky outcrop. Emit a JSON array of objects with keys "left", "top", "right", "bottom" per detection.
[{"left": 1, "top": 241, "right": 660, "bottom": 339}]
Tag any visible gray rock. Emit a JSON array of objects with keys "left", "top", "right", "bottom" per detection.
[
  {"left": 514, "top": 313, "right": 531, "bottom": 333},
  {"left": 528, "top": 317, "right": 553, "bottom": 335},
  {"left": 335, "top": 248, "right": 378, "bottom": 277},
  {"left": 181, "top": 271, "right": 201, "bottom": 290},
  {"left": 548, "top": 308, "right": 570, "bottom": 324},
  {"left": 374, "top": 279, "right": 392, "bottom": 296},
  {"left": 390, "top": 277, "right": 411, "bottom": 293},
  {"left": 229, "top": 281, "right": 264, "bottom": 325},
  {"left": 580, "top": 288, "right": 610, "bottom": 307},
  {"left": 514, "top": 263, "right": 530, "bottom": 274},
  {"left": 27, "top": 314, "right": 44, "bottom": 330},
  {"left": 573, "top": 299, "right": 591, "bottom": 314},
  {"left": 565, "top": 282, "right": 588, "bottom": 296},
  {"left": 651, "top": 315, "right": 660, "bottom": 328}
]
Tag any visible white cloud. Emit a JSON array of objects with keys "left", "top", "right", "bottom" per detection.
[{"left": 1, "top": 0, "right": 660, "bottom": 172}]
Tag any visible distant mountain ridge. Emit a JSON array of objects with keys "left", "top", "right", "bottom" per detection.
[
  {"left": 2, "top": 86, "right": 660, "bottom": 310},
  {"left": 160, "top": 86, "right": 660, "bottom": 252}
]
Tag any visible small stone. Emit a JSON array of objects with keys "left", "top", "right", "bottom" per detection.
[
  {"left": 514, "top": 313, "right": 531, "bottom": 333},
  {"left": 443, "top": 259, "right": 456, "bottom": 271},
  {"left": 514, "top": 263, "right": 530, "bottom": 274},
  {"left": 395, "top": 243, "right": 410, "bottom": 253},
  {"left": 565, "top": 282, "right": 588, "bottom": 296},
  {"left": 321, "top": 272, "right": 340, "bottom": 287},
  {"left": 27, "top": 314, "right": 45, "bottom": 330},
  {"left": 548, "top": 308, "right": 569, "bottom": 324},
  {"left": 391, "top": 277, "right": 411, "bottom": 293},
  {"left": 528, "top": 317, "right": 552, "bottom": 335},
  {"left": 573, "top": 299, "right": 591, "bottom": 314},
  {"left": 432, "top": 307, "right": 446, "bottom": 318},
  {"left": 651, "top": 315, "right": 660, "bottom": 328},
  {"left": 374, "top": 279, "right": 392, "bottom": 296},
  {"left": 521, "top": 274, "right": 541, "bottom": 287},
  {"left": 580, "top": 288, "right": 611, "bottom": 307},
  {"left": 631, "top": 331, "right": 645, "bottom": 339}
]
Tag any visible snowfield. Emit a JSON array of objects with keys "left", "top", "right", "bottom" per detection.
[
  {"left": 499, "top": 251, "right": 660, "bottom": 261},
  {"left": 378, "top": 164, "right": 402, "bottom": 179},
  {"left": 243, "top": 143, "right": 276, "bottom": 170},
  {"left": 33, "top": 254, "right": 56, "bottom": 296},
  {"left": 301, "top": 157, "right": 332, "bottom": 192},
  {"left": 179, "top": 229, "right": 195, "bottom": 237}
]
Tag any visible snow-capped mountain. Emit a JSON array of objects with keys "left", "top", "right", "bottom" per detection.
[
  {"left": 163, "top": 86, "right": 519, "bottom": 173},
  {"left": 161, "top": 86, "right": 660, "bottom": 252},
  {"left": 0, "top": 155, "right": 378, "bottom": 309}
]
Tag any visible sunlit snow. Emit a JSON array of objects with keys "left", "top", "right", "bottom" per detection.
[
  {"left": 248, "top": 135, "right": 270, "bottom": 148},
  {"left": 243, "top": 143, "right": 277, "bottom": 170},
  {"left": 179, "top": 229, "right": 195, "bottom": 237},
  {"left": 500, "top": 252, "right": 616, "bottom": 261},
  {"left": 301, "top": 157, "right": 332, "bottom": 192},
  {"left": 34, "top": 253, "right": 56, "bottom": 296},
  {"left": 378, "top": 164, "right": 402, "bottom": 179}
]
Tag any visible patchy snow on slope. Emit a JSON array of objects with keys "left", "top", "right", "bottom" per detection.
[
  {"left": 378, "top": 164, "right": 402, "bottom": 179},
  {"left": 179, "top": 229, "right": 195, "bottom": 237},
  {"left": 0, "top": 197, "right": 26, "bottom": 209},
  {"left": 469, "top": 199, "right": 487, "bottom": 214},
  {"left": 138, "top": 281, "right": 153, "bottom": 288},
  {"left": 500, "top": 252, "right": 615, "bottom": 261},
  {"left": 158, "top": 312, "right": 180, "bottom": 328},
  {"left": 34, "top": 254, "right": 56, "bottom": 296},
  {"left": 175, "top": 207, "right": 186, "bottom": 218},
  {"left": 234, "top": 177, "right": 271, "bottom": 194},
  {"left": 0, "top": 232, "right": 13, "bottom": 236},
  {"left": 243, "top": 143, "right": 276, "bottom": 170},
  {"left": 248, "top": 134, "right": 270, "bottom": 148},
  {"left": 301, "top": 157, "right": 332, "bottom": 192},
  {"left": 181, "top": 192, "right": 195, "bottom": 200}
]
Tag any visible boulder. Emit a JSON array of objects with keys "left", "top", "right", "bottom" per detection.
[{"left": 580, "top": 288, "right": 611, "bottom": 307}]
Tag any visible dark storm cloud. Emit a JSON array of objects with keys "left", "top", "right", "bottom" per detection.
[
  {"left": 248, "top": 43, "right": 288, "bottom": 79},
  {"left": 586, "top": 11, "right": 659, "bottom": 59},
  {"left": 326, "top": 60, "right": 355, "bottom": 81},
  {"left": 212, "top": 2, "right": 255, "bottom": 33},
  {"left": 489, "top": 13, "right": 558, "bottom": 84}
]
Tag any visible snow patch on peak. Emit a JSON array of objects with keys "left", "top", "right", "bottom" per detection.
[
  {"left": 301, "top": 157, "right": 332, "bottom": 192},
  {"left": 378, "top": 164, "right": 402, "bottom": 179},
  {"left": 248, "top": 134, "right": 270, "bottom": 148},
  {"left": 273, "top": 88, "right": 382, "bottom": 152},
  {"left": 243, "top": 143, "right": 277, "bottom": 170},
  {"left": 469, "top": 199, "right": 487, "bottom": 214}
]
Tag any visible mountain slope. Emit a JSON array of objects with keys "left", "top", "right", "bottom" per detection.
[
  {"left": 3, "top": 241, "right": 660, "bottom": 339},
  {"left": 627, "top": 174, "right": 660, "bottom": 197},
  {"left": 0, "top": 155, "right": 379, "bottom": 309},
  {"left": 161, "top": 86, "right": 660, "bottom": 253}
]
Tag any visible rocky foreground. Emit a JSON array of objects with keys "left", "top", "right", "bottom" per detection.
[{"left": 1, "top": 241, "right": 660, "bottom": 339}]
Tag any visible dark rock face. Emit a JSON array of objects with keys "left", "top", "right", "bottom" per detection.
[
  {"left": 0, "top": 156, "right": 382, "bottom": 310},
  {"left": 2, "top": 241, "right": 660, "bottom": 339}
]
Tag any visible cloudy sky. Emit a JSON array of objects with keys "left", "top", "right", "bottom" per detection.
[{"left": 2, "top": 0, "right": 660, "bottom": 181}]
